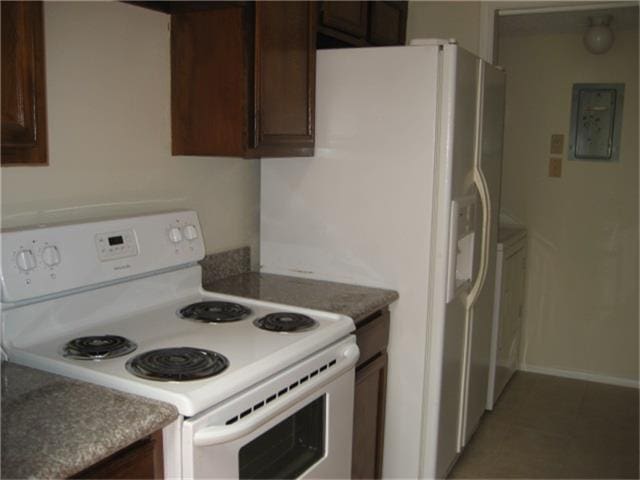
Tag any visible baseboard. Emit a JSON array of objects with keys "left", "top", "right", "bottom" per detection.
[{"left": 519, "top": 363, "right": 639, "bottom": 388}]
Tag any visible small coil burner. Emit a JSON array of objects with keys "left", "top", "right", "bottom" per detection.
[
  {"left": 126, "top": 347, "right": 229, "bottom": 382},
  {"left": 62, "top": 335, "right": 137, "bottom": 360},
  {"left": 253, "top": 312, "right": 318, "bottom": 333},
  {"left": 178, "top": 301, "right": 252, "bottom": 323}
]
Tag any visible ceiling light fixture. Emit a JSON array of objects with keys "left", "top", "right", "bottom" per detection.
[{"left": 583, "top": 15, "right": 615, "bottom": 54}]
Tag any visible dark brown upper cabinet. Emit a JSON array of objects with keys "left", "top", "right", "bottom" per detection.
[
  {"left": 319, "top": 2, "right": 369, "bottom": 46},
  {"left": 317, "top": 1, "right": 407, "bottom": 49},
  {"left": 170, "top": 2, "right": 316, "bottom": 158},
  {"left": 1, "top": 1, "right": 48, "bottom": 166},
  {"left": 369, "top": 1, "right": 407, "bottom": 46}
]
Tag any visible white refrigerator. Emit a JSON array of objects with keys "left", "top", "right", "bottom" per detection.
[{"left": 260, "top": 40, "right": 505, "bottom": 479}]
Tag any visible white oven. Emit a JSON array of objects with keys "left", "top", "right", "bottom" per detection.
[{"left": 182, "top": 337, "right": 358, "bottom": 479}]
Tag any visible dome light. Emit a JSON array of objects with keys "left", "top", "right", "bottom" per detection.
[{"left": 583, "top": 15, "right": 614, "bottom": 54}]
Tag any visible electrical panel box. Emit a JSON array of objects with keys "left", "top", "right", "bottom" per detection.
[{"left": 568, "top": 83, "right": 624, "bottom": 162}]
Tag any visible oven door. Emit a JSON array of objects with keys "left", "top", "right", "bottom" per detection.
[{"left": 182, "top": 340, "right": 358, "bottom": 479}]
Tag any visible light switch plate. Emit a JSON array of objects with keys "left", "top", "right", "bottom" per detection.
[
  {"left": 549, "top": 157, "right": 562, "bottom": 178},
  {"left": 550, "top": 134, "right": 564, "bottom": 155}
]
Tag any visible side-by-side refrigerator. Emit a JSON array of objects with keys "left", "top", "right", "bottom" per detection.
[{"left": 260, "top": 40, "right": 505, "bottom": 479}]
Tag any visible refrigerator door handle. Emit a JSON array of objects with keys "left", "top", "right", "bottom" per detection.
[
  {"left": 446, "top": 199, "right": 460, "bottom": 303},
  {"left": 466, "top": 167, "right": 491, "bottom": 308}
]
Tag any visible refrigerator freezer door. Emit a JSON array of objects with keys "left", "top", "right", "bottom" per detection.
[{"left": 461, "top": 61, "right": 506, "bottom": 445}]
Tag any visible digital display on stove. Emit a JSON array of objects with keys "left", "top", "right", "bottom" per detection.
[{"left": 108, "top": 235, "right": 124, "bottom": 246}]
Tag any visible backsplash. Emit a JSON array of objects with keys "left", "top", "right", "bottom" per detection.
[{"left": 200, "top": 247, "right": 251, "bottom": 286}]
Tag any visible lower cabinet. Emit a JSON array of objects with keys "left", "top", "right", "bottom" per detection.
[
  {"left": 352, "top": 308, "right": 390, "bottom": 479},
  {"left": 71, "top": 431, "right": 163, "bottom": 479}
]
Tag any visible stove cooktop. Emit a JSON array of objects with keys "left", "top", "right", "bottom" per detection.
[{"left": 2, "top": 268, "right": 355, "bottom": 416}]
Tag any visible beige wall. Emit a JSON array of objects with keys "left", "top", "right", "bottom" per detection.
[
  {"left": 406, "top": 1, "right": 481, "bottom": 55},
  {"left": 1, "top": 2, "right": 260, "bottom": 260},
  {"left": 499, "top": 29, "right": 639, "bottom": 383}
]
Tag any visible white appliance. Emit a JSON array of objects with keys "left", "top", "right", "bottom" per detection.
[
  {"left": 0, "top": 211, "right": 359, "bottom": 479},
  {"left": 260, "top": 40, "right": 505, "bottom": 478},
  {"left": 487, "top": 226, "right": 527, "bottom": 409}
]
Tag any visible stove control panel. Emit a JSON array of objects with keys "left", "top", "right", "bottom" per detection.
[
  {"left": 0, "top": 210, "right": 205, "bottom": 303},
  {"left": 95, "top": 229, "right": 139, "bottom": 262}
]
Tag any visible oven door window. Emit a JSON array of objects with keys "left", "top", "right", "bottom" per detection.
[{"left": 239, "top": 395, "right": 326, "bottom": 479}]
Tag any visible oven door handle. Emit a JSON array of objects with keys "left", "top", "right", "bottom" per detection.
[{"left": 193, "top": 343, "right": 359, "bottom": 447}]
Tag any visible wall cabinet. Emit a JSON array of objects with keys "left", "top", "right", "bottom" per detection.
[
  {"left": 318, "top": 1, "right": 407, "bottom": 49},
  {"left": 71, "top": 431, "right": 164, "bottom": 479},
  {"left": 319, "top": 2, "right": 369, "bottom": 46},
  {"left": 352, "top": 308, "right": 390, "bottom": 479},
  {"left": 170, "top": 2, "right": 315, "bottom": 158},
  {"left": 368, "top": 1, "right": 407, "bottom": 46},
  {"left": 1, "top": 0, "right": 48, "bottom": 166}
]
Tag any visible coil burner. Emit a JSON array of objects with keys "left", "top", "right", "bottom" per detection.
[
  {"left": 178, "top": 301, "right": 252, "bottom": 323},
  {"left": 253, "top": 312, "right": 318, "bottom": 333},
  {"left": 126, "top": 347, "right": 229, "bottom": 381},
  {"left": 62, "top": 335, "right": 137, "bottom": 360}
]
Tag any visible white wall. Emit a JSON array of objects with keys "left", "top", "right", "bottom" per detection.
[
  {"left": 499, "top": 28, "right": 639, "bottom": 384},
  {"left": 406, "top": 1, "right": 482, "bottom": 55},
  {"left": 1, "top": 2, "right": 260, "bottom": 260}
]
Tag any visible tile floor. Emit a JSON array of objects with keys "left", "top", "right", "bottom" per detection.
[{"left": 449, "top": 372, "right": 639, "bottom": 479}]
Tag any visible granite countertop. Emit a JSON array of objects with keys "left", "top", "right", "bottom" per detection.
[
  {"left": 1, "top": 362, "right": 178, "bottom": 479},
  {"left": 204, "top": 272, "right": 399, "bottom": 323}
]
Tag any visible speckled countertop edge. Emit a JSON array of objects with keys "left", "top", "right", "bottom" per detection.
[
  {"left": 204, "top": 272, "right": 399, "bottom": 323},
  {"left": 1, "top": 362, "right": 178, "bottom": 479}
]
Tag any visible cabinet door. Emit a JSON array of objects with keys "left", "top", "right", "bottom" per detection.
[
  {"left": 171, "top": 7, "right": 247, "bottom": 157},
  {"left": 352, "top": 353, "right": 387, "bottom": 479},
  {"left": 321, "top": 1, "right": 368, "bottom": 39},
  {"left": 1, "top": 0, "right": 48, "bottom": 166},
  {"left": 368, "top": 1, "right": 408, "bottom": 46},
  {"left": 249, "top": 1, "right": 316, "bottom": 157}
]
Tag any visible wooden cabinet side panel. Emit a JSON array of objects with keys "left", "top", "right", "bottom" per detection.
[
  {"left": 1, "top": 0, "right": 48, "bottom": 166},
  {"left": 250, "top": 1, "right": 315, "bottom": 157},
  {"left": 352, "top": 352, "right": 388, "bottom": 479},
  {"left": 171, "top": 8, "right": 246, "bottom": 156}
]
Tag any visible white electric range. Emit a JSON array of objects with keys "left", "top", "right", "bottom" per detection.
[{"left": 0, "top": 211, "right": 358, "bottom": 479}]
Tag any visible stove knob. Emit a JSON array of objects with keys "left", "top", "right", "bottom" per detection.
[
  {"left": 42, "top": 246, "right": 61, "bottom": 267},
  {"left": 183, "top": 224, "right": 198, "bottom": 241},
  {"left": 16, "top": 249, "right": 37, "bottom": 272},
  {"left": 168, "top": 227, "right": 183, "bottom": 243}
]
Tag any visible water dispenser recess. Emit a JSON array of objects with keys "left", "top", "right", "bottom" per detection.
[{"left": 446, "top": 195, "right": 477, "bottom": 303}]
